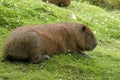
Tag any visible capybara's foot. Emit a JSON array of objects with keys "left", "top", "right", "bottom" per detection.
[
  {"left": 74, "top": 51, "right": 92, "bottom": 58},
  {"left": 31, "top": 55, "right": 50, "bottom": 64},
  {"left": 79, "top": 51, "right": 92, "bottom": 58}
]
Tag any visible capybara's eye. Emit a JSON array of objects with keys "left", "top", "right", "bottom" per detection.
[{"left": 81, "top": 26, "right": 86, "bottom": 31}]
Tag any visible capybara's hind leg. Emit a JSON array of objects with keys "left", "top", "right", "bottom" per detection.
[
  {"left": 31, "top": 54, "right": 45, "bottom": 64},
  {"left": 27, "top": 31, "right": 46, "bottom": 63}
]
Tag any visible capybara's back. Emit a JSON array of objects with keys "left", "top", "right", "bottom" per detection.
[
  {"left": 3, "top": 22, "right": 97, "bottom": 63},
  {"left": 42, "top": 0, "right": 71, "bottom": 7}
]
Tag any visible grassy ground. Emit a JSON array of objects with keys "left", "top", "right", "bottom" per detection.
[{"left": 0, "top": 0, "right": 120, "bottom": 80}]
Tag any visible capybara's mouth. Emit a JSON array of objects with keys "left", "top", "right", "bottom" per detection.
[
  {"left": 88, "top": 42, "right": 97, "bottom": 51},
  {"left": 85, "top": 42, "right": 97, "bottom": 51},
  {"left": 94, "top": 42, "right": 97, "bottom": 48}
]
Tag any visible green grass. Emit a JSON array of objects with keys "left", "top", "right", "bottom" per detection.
[{"left": 0, "top": 0, "right": 120, "bottom": 80}]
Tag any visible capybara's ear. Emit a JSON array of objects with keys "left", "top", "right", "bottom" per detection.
[{"left": 81, "top": 25, "right": 86, "bottom": 31}]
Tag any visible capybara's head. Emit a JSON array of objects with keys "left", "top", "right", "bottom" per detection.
[
  {"left": 42, "top": 0, "right": 71, "bottom": 7},
  {"left": 75, "top": 24, "right": 97, "bottom": 51}
]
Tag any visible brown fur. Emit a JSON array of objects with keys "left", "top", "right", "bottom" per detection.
[
  {"left": 42, "top": 0, "right": 71, "bottom": 7},
  {"left": 3, "top": 22, "right": 97, "bottom": 63}
]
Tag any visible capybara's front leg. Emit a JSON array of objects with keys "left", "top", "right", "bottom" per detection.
[{"left": 76, "top": 50, "right": 92, "bottom": 58}]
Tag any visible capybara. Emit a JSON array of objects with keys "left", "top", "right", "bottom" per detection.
[
  {"left": 3, "top": 22, "right": 97, "bottom": 63},
  {"left": 42, "top": 0, "right": 71, "bottom": 7}
]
